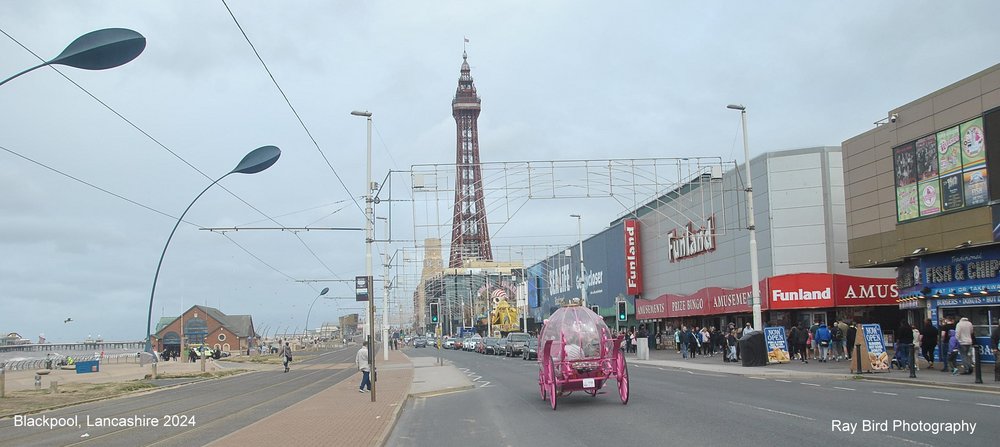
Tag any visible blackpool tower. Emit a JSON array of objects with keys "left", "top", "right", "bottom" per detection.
[{"left": 448, "top": 51, "right": 493, "bottom": 268}]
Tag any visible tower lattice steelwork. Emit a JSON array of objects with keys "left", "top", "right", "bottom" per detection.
[{"left": 449, "top": 51, "right": 493, "bottom": 268}]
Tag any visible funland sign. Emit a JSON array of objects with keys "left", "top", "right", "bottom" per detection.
[{"left": 634, "top": 273, "right": 898, "bottom": 319}]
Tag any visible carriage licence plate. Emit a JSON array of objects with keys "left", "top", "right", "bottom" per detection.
[{"left": 582, "top": 378, "right": 595, "bottom": 388}]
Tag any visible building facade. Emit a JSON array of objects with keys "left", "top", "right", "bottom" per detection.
[
  {"left": 844, "top": 63, "right": 1000, "bottom": 362},
  {"left": 153, "top": 305, "right": 256, "bottom": 356},
  {"left": 633, "top": 147, "right": 900, "bottom": 333}
]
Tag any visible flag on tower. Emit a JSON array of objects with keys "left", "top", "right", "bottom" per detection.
[{"left": 464, "top": 37, "right": 470, "bottom": 43}]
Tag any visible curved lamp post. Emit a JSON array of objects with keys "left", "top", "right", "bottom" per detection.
[
  {"left": 304, "top": 287, "right": 331, "bottom": 337},
  {"left": 1, "top": 28, "right": 146, "bottom": 87},
  {"left": 144, "top": 145, "right": 281, "bottom": 353}
]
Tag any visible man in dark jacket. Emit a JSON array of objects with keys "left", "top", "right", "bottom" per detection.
[
  {"left": 939, "top": 317, "right": 955, "bottom": 372},
  {"left": 895, "top": 320, "right": 914, "bottom": 369},
  {"left": 919, "top": 319, "right": 939, "bottom": 369}
]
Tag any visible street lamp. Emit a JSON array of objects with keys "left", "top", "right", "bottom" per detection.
[
  {"left": 351, "top": 109, "right": 378, "bottom": 401},
  {"left": 144, "top": 145, "right": 281, "bottom": 353},
  {"left": 304, "top": 287, "right": 330, "bottom": 337},
  {"left": 1, "top": 28, "right": 146, "bottom": 87},
  {"left": 570, "top": 214, "right": 587, "bottom": 307},
  {"left": 727, "top": 104, "right": 762, "bottom": 331}
]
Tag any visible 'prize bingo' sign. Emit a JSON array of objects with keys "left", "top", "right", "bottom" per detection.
[
  {"left": 763, "top": 326, "right": 790, "bottom": 363},
  {"left": 862, "top": 324, "right": 888, "bottom": 371}
]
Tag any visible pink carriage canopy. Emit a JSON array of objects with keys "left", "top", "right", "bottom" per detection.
[{"left": 538, "top": 305, "right": 614, "bottom": 361}]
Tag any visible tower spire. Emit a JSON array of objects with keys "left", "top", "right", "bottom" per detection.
[{"left": 449, "top": 50, "right": 492, "bottom": 268}]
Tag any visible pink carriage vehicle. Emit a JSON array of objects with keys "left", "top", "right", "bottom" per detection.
[{"left": 537, "top": 305, "right": 629, "bottom": 410}]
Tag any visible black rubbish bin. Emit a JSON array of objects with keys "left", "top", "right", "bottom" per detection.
[{"left": 739, "top": 330, "right": 767, "bottom": 367}]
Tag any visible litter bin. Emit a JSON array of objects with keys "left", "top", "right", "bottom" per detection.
[
  {"left": 75, "top": 360, "right": 99, "bottom": 374},
  {"left": 739, "top": 331, "right": 767, "bottom": 367}
]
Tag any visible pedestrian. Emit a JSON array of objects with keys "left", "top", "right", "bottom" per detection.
[
  {"left": 356, "top": 341, "right": 371, "bottom": 392},
  {"left": 679, "top": 326, "right": 689, "bottom": 358},
  {"left": 726, "top": 329, "right": 738, "bottom": 362},
  {"left": 809, "top": 319, "right": 821, "bottom": 359},
  {"left": 990, "top": 319, "right": 999, "bottom": 360},
  {"left": 687, "top": 327, "right": 700, "bottom": 359},
  {"left": 815, "top": 322, "right": 832, "bottom": 362},
  {"left": 939, "top": 317, "right": 955, "bottom": 372},
  {"left": 947, "top": 329, "right": 961, "bottom": 374},
  {"left": 674, "top": 328, "right": 682, "bottom": 354},
  {"left": 830, "top": 321, "right": 845, "bottom": 361},
  {"left": 280, "top": 342, "right": 292, "bottom": 373},
  {"left": 836, "top": 319, "right": 849, "bottom": 360},
  {"left": 895, "top": 320, "right": 914, "bottom": 370},
  {"left": 845, "top": 322, "right": 857, "bottom": 360},
  {"left": 919, "top": 318, "right": 938, "bottom": 369},
  {"left": 955, "top": 316, "right": 974, "bottom": 375}
]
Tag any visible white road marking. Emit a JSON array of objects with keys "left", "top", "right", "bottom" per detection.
[
  {"left": 774, "top": 379, "right": 791, "bottom": 383},
  {"left": 471, "top": 376, "right": 482, "bottom": 382},
  {"left": 975, "top": 403, "right": 1000, "bottom": 408},
  {"left": 833, "top": 387, "right": 855, "bottom": 391},
  {"left": 800, "top": 383, "right": 821, "bottom": 387},
  {"left": 916, "top": 396, "right": 948, "bottom": 402},
  {"left": 478, "top": 381, "right": 491, "bottom": 387},
  {"left": 886, "top": 435, "right": 934, "bottom": 446},
  {"left": 872, "top": 391, "right": 897, "bottom": 396},
  {"left": 727, "top": 401, "right": 815, "bottom": 421},
  {"left": 748, "top": 377, "right": 767, "bottom": 380}
]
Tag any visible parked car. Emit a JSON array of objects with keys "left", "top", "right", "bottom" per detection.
[
  {"left": 413, "top": 337, "right": 427, "bottom": 348},
  {"left": 443, "top": 338, "right": 456, "bottom": 349},
  {"left": 482, "top": 337, "right": 500, "bottom": 355},
  {"left": 504, "top": 332, "right": 531, "bottom": 357},
  {"left": 522, "top": 338, "right": 538, "bottom": 360},
  {"left": 495, "top": 338, "right": 508, "bottom": 356},
  {"left": 465, "top": 336, "right": 482, "bottom": 351}
]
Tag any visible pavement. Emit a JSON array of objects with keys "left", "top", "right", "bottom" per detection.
[{"left": 629, "top": 345, "right": 1000, "bottom": 392}]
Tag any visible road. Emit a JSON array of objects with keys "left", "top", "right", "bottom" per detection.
[
  {"left": 389, "top": 348, "right": 1000, "bottom": 447},
  {"left": 0, "top": 346, "right": 357, "bottom": 447}
]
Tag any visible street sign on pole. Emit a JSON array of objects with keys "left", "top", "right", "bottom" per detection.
[{"left": 355, "top": 276, "right": 371, "bottom": 301}]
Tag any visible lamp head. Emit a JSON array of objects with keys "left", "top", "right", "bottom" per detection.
[
  {"left": 726, "top": 104, "right": 746, "bottom": 111},
  {"left": 49, "top": 28, "right": 146, "bottom": 70},
  {"left": 351, "top": 110, "right": 372, "bottom": 117},
  {"left": 231, "top": 145, "right": 280, "bottom": 174},
  {"left": 320, "top": 287, "right": 330, "bottom": 296}
]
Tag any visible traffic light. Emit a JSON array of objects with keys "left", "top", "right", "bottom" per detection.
[
  {"left": 617, "top": 301, "right": 627, "bottom": 321},
  {"left": 430, "top": 302, "right": 439, "bottom": 324}
]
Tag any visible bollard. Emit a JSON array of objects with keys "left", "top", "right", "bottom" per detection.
[
  {"left": 1, "top": 367, "right": 5, "bottom": 398},
  {"left": 200, "top": 355, "right": 206, "bottom": 372},
  {"left": 909, "top": 343, "right": 916, "bottom": 378},
  {"left": 50, "top": 380, "right": 58, "bottom": 394},
  {"left": 855, "top": 344, "right": 862, "bottom": 373},
  {"left": 151, "top": 363, "right": 158, "bottom": 380},
  {"left": 34, "top": 374, "right": 42, "bottom": 390},
  {"left": 974, "top": 345, "right": 983, "bottom": 384}
]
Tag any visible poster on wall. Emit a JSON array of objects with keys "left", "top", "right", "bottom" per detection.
[
  {"left": 961, "top": 117, "right": 987, "bottom": 168},
  {"left": 964, "top": 168, "right": 989, "bottom": 207},
  {"left": 937, "top": 126, "right": 962, "bottom": 175},
  {"left": 763, "top": 326, "right": 790, "bottom": 364},
  {"left": 862, "top": 324, "right": 889, "bottom": 372},
  {"left": 915, "top": 135, "right": 938, "bottom": 180},
  {"left": 941, "top": 173, "right": 964, "bottom": 211},
  {"left": 896, "top": 185, "right": 919, "bottom": 221},
  {"left": 893, "top": 143, "right": 916, "bottom": 187},
  {"left": 918, "top": 179, "right": 941, "bottom": 216}
]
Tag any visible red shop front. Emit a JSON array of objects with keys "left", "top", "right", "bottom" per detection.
[{"left": 636, "top": 273, "right": 899, "bottom": 330}]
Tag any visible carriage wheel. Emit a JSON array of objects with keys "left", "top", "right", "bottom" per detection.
[
  {"left": 538, "top": 363, "right": 547, "bottom": 400},
  {"left": 617, "top": 355, "right": 629, "bottom": 405},
  {"left": 548, "top": 361, "right": 558, "bottom": 410}
]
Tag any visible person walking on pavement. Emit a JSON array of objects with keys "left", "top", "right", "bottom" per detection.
[
  {"left": 919, "top": 318, "right": 939, "bottom": 369},
  {"left": 845, "top": 322, "right": 857, "bottom": 360},
  {"left": 939, "top": 317, "right": 955, "bottom": 372},
  {"left": 815, "top": 323, "right": 832, "bottom": 362},
  {"left": 356, "top": 341, "right": 371, "bottom": 392},
  {"left": 895, "top": 320, "right": 914, "bottom": 370},
  {"left": 955, "top": 316, "right": 975, "bottom": 375},
  {"left": 280, "top": 342, "right": 292, "bottom": 373}
]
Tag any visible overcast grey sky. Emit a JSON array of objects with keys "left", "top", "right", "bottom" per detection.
[{"left": 2, "top": 1, "right": 999, "bottom": 343}]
